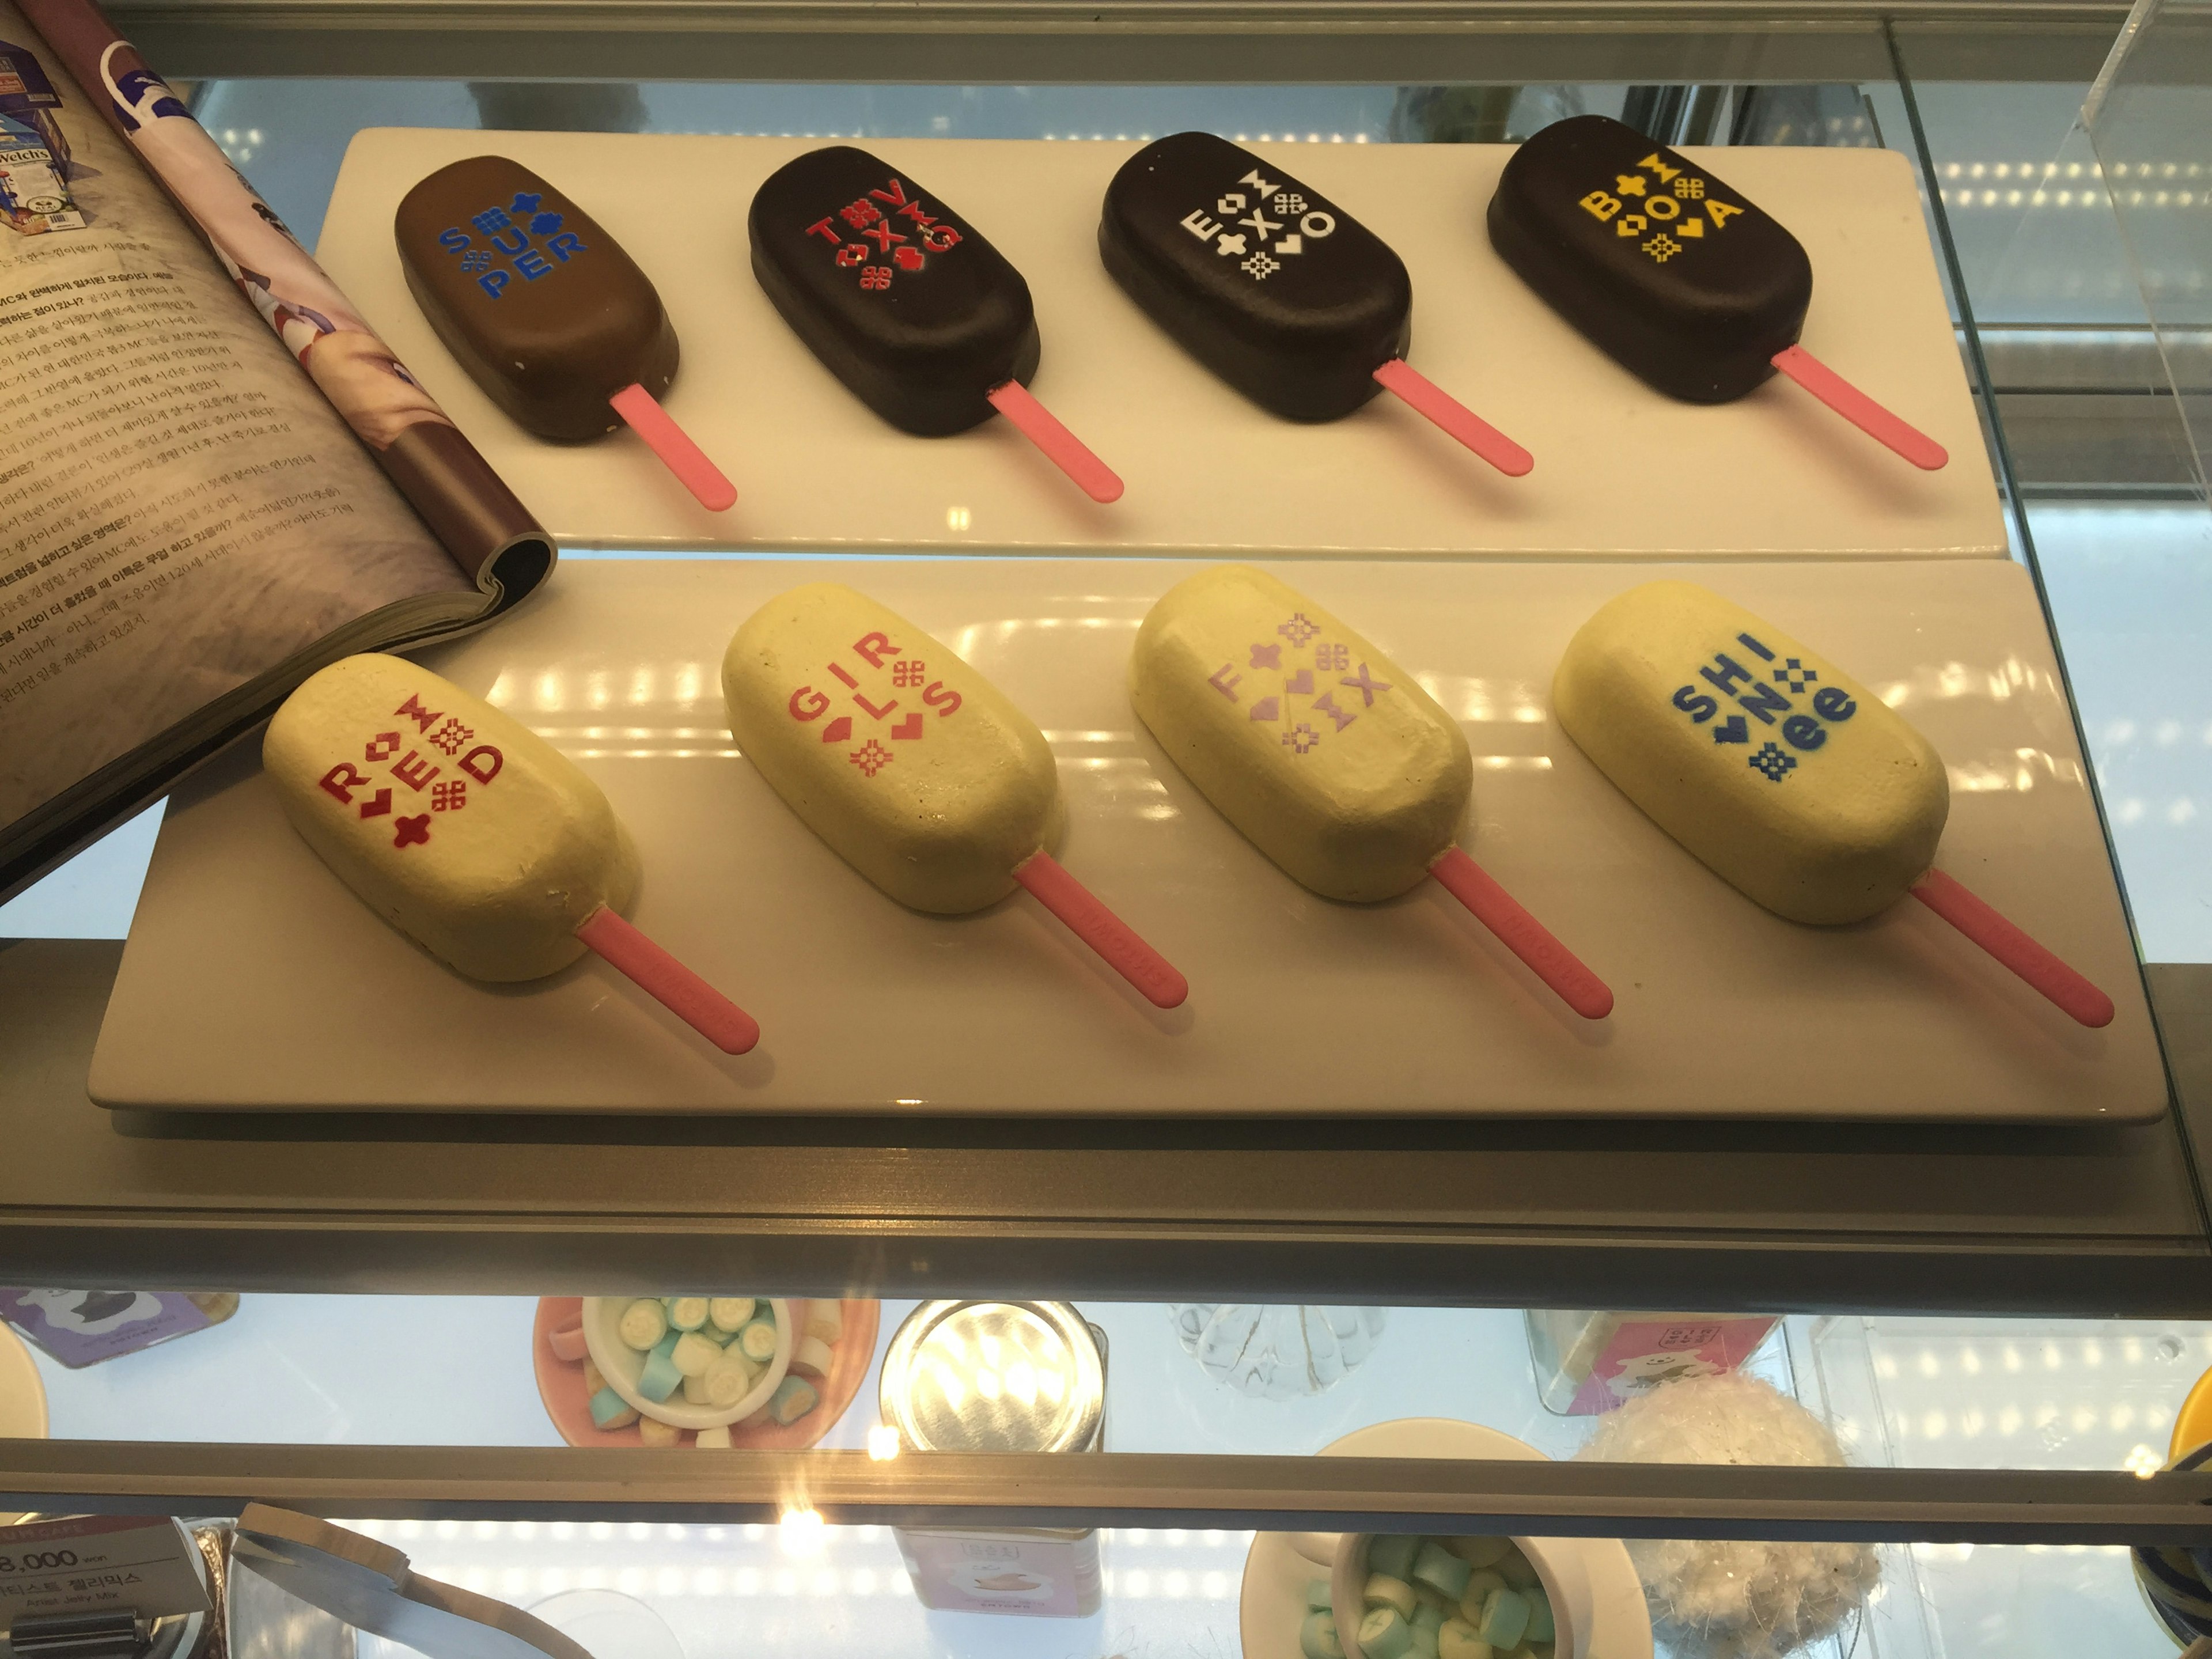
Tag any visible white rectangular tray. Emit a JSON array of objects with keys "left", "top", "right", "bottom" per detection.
[
  {"left": 317, "top": 131, "right": 2003, "bottom": 560},
  {"left": 89, "top": 558, "right": 2161, "bottom": 1120}
]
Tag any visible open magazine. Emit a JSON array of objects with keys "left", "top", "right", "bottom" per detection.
[{"left": 0, "top": 0, "right": 552, "bottom": 901}]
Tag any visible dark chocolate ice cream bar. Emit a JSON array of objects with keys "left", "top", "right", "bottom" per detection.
[
  {"left": 1487, "top": 115, "right": 1946, "bottom": 468},
  {"left": 1101, "top": 131, "right": 1407, "bottom": 422},
  {"left": 749, "top": 145, "right": 1120, "bottom": 501},
  {"left": 1101, "top": 132, "right": 1530, "bottom": 475},
  {"left": 396, "top": 154, "right": 734, "bottom": 508},
  {"left": 1487, "top": 115, "right": 1809, "bottom": 404}
]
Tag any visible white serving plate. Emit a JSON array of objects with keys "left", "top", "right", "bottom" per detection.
[
  {"left": 1238, "top": 1419, "right": 1653, "bottom": 1659},
  {"left": 89, "top": 556, "right": 2160, "bottom": 1120},
  {"left": 316, "top": 131, "right": 2001, "bottom": 560}
]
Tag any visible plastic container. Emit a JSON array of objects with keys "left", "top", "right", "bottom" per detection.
[{"left": 1525, "top": 1309, "right": 1781, "bottom": 1415}]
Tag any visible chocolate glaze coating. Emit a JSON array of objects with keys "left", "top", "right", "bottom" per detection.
[
  {"left": 1487, "top": 115, "right": 1813, "bottom": 404},
  {"left": 1100, "top": 132, "right": 1410, "bottom": 423},
  {"left": 748, "top": 146, "right": 1038, "bottom": 437},
  {"left": 395, "top": 155, "right": 678, "bottom": 442}
]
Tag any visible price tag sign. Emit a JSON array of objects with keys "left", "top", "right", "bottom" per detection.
[{"left": 0, "top": 1517, "right": 209, "bottom": 1631}]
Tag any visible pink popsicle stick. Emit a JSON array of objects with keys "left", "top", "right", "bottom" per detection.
[
  {"left": 1372, "top": 357, "right": 1534, "bottom": 478},
  {"left": 986, "top": 380, "right": 1124, "bottom": 503},
  {"left": 1427, "top": 846, "right": 1612, "bottom": 1020},
  {"left": 574, "top": 904, "right": 761, "bottom": 1053},
  {"left": 1769, "top": 344, "right": 1949, "bottom": 471},
  {"left": 608, "top": 381, "right": 738, "bottom": 512},
  {"left": 1910, "top": 867, "right": 2114, "bottom": 1028},
  {"left": 1012, "top": 850, "right": 1188, "bottom": 1009}
]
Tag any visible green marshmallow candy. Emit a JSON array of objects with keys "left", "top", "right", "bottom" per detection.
[
  {"left": 587, "top": 1385, "right": 637, "bottom": 1428},
  {"left": 1410, "top": 1603, "right": 1444, "bottom": 1658},
  {"left": 636, "top": 1331, "right": 683, "bottom": 1402},
  {"left": 1411, "top": 1543, "right": 1472, "bottom": 1601},
  {"left": 616, "top": 1297, "right": 667, "bottom": 1351},
  {"left": 1456, "top": 1570, "right": 1508, "bottom": 1623},
  {"left": 1524, "top": 1588, "right": 1554, "bottom": 1645},
  {"left": 1300, "top": 1612, "right": 1345, "bottom": 1659},
  {"left": 1358, "top": 1609, "right": 1413, "bottom": 1659},
  {"left": 1474, "top": 1589, "right": 1529, "bottom": 1652},
  {"left": 1365, "top": 1575, "right": 1418, "bottom": 1620},
  {"left": 1368, "top": 1536, "right": 1422, "bottom": 1580}
]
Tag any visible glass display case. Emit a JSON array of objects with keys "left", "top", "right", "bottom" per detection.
[{"left": 3, "top": 2, "right": 2212, "bottom": 1659}]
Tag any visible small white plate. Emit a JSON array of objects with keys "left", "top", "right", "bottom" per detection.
[{"left": 1238, "top": 1418, "right": 1652, "bottom": 1659}]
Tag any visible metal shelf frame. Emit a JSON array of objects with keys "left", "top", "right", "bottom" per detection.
[
  {"left": 6, "top": 940, "right": 2210, "bottom": 1313},
  {"left": 110, "top": 0, "right": 2148, "bottom": 84},
  {"left": 6, "top": 1444, "right": 2212, "bottom": 1546}
]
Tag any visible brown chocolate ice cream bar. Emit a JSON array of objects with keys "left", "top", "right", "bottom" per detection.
[{"left": 396, "top": 154, "right": 679, "bottom": 444}]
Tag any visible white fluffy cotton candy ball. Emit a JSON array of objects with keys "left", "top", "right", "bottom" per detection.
[{"left": 1573, "top": 1372, "right": 1880, "bottom": 1659}]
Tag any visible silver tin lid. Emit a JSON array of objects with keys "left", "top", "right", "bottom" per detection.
[{"left": 880, "top": 1301, "right": 1104, "bottom": 1455}]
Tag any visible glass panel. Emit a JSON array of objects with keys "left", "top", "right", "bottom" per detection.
[
  {"left": 12, "top": 1297, "right": 2212, "bottom": 1658},
  {"left": 1895, "top": 25, "right": 2212, "bottom": 963}
]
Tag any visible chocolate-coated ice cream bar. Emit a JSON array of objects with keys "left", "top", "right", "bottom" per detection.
[
  {"left": 749, "top": 145, "right": 1122, "bottom": 503},
  {"left": 1495, "top": 118, "right": 1946, "bottom": 471},
  {"left": 1101, "top": 132, "right": 1531, "bottom": 476},
  {"left": 396, "top": 155, "right": 736, "bottom": 509},
  {"left": 1486, "top": 116, "right": 1945, "bottom": 469}
]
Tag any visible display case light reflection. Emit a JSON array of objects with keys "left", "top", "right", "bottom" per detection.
[{"left": 779, "top": 1506, "right": 826, "bottom": 1552}]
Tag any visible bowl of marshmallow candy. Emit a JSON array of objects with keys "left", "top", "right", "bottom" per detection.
[{"left": 582, "top": 1296, "right": 804, "bottom": 1440}]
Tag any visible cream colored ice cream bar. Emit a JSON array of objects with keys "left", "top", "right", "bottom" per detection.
[
  {"left": 1130, "top": 565, "right": 1472, "bottom": 902},
  {"left": 265, "top": 653, "right": 641, "bottom": 980},
  {"left": 1554, "top": 579, "right": 1948, "bottom": 925},
  {"left": 722, "top": 583, "right": 1065, "bottom": 914}
]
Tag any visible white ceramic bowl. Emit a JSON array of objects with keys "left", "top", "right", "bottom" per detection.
[
  {"left": 1285, "top": 1420, "right": 1596, "bottom": 1659},
  {"left": 1242, "top": 1421, "right": 1646, "bottom": 1659},
  {"left": 581, "top": 1297, "right": 793, "bottom": 1430}
]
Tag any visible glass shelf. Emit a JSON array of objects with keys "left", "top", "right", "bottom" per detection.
[{"left": 3, "top": 1297, "right": 2211, "bottom": 1659}]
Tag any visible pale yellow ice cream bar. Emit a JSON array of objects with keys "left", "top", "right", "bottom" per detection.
[
  {"left": 1134, "top": 565, "right": 1610, "bottom": 1018},
  {"left": 1130, "top": 565, "right": 1472, "bottom": 903},
  {"left": 725, "top": 583, "right": 1185, "bottom": 1007},
  {"left": 1553, "top": 579, "right": 1948, "bottom": 925},
  {"left": 266, "top": 654, "right": 757, "bottom": 1050},
  {"left": 723, "top": 582, "right": 1065, "bottom": 914},
  {"left": 266, "top": 653, "right": 640, "bottom": 979}
]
